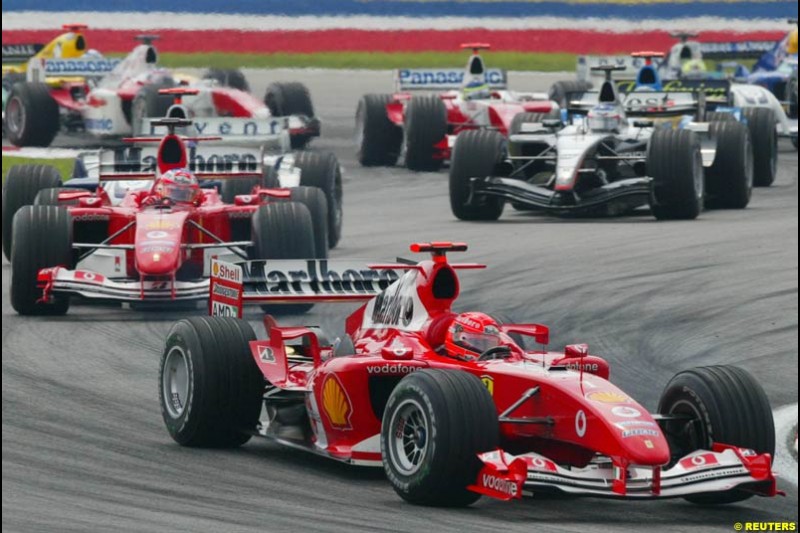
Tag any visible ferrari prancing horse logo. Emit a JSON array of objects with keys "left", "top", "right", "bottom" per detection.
[{"left": 480, "top": 375, "right": 494, "bottom": 396}]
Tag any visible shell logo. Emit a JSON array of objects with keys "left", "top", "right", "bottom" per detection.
[
  {"left": 587, "top": 391, "right": 629, "bottom": 404},
  {"left": 321, "top": 375, "right": 352, "bottom": 430},
  {"left": 212, "top": 262, "right": 219, "bottom": 277}
]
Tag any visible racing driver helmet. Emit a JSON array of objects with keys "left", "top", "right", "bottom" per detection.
[
  {"left": 587, "top": 103, "right": 624, "bottom": 132},
  {"left": 151, "top": 168, "right": 200, "bottom": 205},
  {"left": 445, "top": 312, "right": 504, "bottom": 360},
  {"left": 463, "top": 78, "right": 491, "bottom": 101}
]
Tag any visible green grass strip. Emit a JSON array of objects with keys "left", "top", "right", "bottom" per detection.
[
  {"left": 153, "top": 51, "right": 578, "bottom": 71},
  {"left": 2, "top": 156, "right": 73, "bottom": 184}
]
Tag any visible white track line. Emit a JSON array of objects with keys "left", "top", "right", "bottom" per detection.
[
  {"left": 773, "top": 403, "right": 798, "bottom": 488},
  {"left": 1, "top": 12, "right": 792, "bottom": 33}
]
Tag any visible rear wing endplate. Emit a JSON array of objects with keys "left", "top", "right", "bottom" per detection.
[{"left": 395, "top": 68, "right": 507, "bottom": 91}]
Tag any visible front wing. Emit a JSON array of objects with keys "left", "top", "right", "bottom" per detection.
[
  {"left": 38, "top": 267, "right": 209, "bottom": 302},
  {"left": 469, "top": 443, "right": 779, "bottom": 501}
]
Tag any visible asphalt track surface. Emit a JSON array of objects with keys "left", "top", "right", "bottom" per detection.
[{"left": 2, "top": 70, "right": 798, "bottom": 532}]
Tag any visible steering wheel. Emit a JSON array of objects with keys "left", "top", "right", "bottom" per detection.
[{"left": 477, "top": 345, "right": 512, "bottom": 361}]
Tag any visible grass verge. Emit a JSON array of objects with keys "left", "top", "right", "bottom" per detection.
[
  {"left": 2, "top": 156, "right": 73, "bottom": 184},
  {"left": 154, "top": 51, "right": 578, "bottom": 71}
]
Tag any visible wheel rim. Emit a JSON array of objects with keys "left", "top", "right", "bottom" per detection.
[
  {"left": 354, "top": 103, "right": 365, "bottom": 148},
  {"left": 769, "top": 134, "right": 777, "bottom": 179},
  {"left": 388, "top": 399, "right": 429, "bottom": 475},
  {"left": 744, "top": 136, "right": 754, "bottom": 190},
  {"left": 6, "top": 96, "right": 25, "bottom": 136},
  {"left": 664, "top": 398, "right": 709, "bottom": 463},
  {"left": 162, "top": 346, "right": 190, "bottom": 418},
  {"left": 333, "top": 166, "right": 343, "bottom": 233}
]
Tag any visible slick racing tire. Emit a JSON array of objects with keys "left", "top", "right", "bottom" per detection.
[
  {"left": 356, "top": 93, "right": 403, "bottom": 167},
  {"left": 264, "top": 82, "right": 315, "bottom": 148},
  {"left": 295, "top": 150, "right": 343, "bottom": 249},
  {"left": 34, "top": 187, "right": 80, "bottom": 207},
  {"left": 202, "top": 68, "right": 249, "bottom": 92},
  {"left": 704, "top": 121, "right": 753, "bottom": 209},
  {"left": 10, "top": 205, "right": 72, "bottom": 315},
  {"left": 286, "top": 186, "right": 329, "bottom": 259},
  {"left": 449, "top": 129, "right": 506, "bottom": 221},
  {"left": 382, "top": 369, "right": 499, "bottom": 507},
  {"left": 2, "top": 164, "right": 62, "bottom": 260},
  {"left": 160, "top": 317, "right": 263, "bottom": 447},
  {"left": 250, "top": 202, "right": 316, "bottom": 314},
  {"left": 742, "top": 107, "right": 777, "bottom": 187},
  {"left": 5, "top": 82, "right": 59, "bottom": 147},
  {"left": 548, "top": 80, "right": 593, "bottom": 109},
  {"left": 404, "top": 95, "right": 447, "bottom": 172},
  {"left": 658, "top": 365, "right": 774, "bottom": 505},
  {"left": 704, "top": 111, "right": 737, "bottom": 123},
  {"left": 220, "top": 177, "right": 260, "bottom": 204},
  {"left": 131, "top": 81, "right": 175, "bottom": 135},
  {"left": 648, "top": 128, "right": 704, "bottom": 220}
]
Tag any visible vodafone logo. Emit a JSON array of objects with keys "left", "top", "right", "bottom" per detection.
[
  {"left": 575, "top": 410, "right": 587, "bottom": 437},
  {"left": 147, "top": 230, "right": 168, "bottom": 239},
  {"left": 481, "top": 474, "right": 518, "bottom": 497}
]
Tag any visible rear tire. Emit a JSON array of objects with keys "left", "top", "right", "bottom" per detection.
[
  {"left": 249, "top": 202, "right": 316, "bottom": 314},
  {"left": 10, "top": 205, "right": 72, "bottom": 315},
  {"left": 265, "top": 82, "right": 315, "bottom": 149},
  {"left": 356, "top": 93, "right": 402, "bottom": 167},
  {"left": 287, "top": 186, "right": 329, "bottom": 259},
  {"left": 704, "top": 121, "right": 753, "bottom": 209},
  {"left": 5, "top": 82, "right": 59, "bottom": 147},
  {"left": 742, "top": 107, "right": 777, "bottom": 187},
  {"left": 449, "top": 130, "right": 505, "bottom": 221},
  {"left": 648, "top": 128, "right": 703, "bottom": 220},
  {"left": 704, "top": 111, "right": 737, "bottom": 123},
  {"left": 202, "top": 68, "right": 249, "bottom": 92},
  {"left": 548, "top": 80, "right": 592, "bottom": 109},
  {"left": 295, "top": 151, "right": 343, "bottom": 249},
  {"left": 3, "top": 164, "right": 62, "bottom": 260},
  {"left": 159, "top": 317, "right": 263, "bottom": 447},
  {"left": 404, "top": 95, "right": 447, "bottom": 171},
  {"left": 132, "top": 81, "right": 175, "bottom": 135},
  {"left": 658, "top": 365, "right": 774, "bottom": 505}
]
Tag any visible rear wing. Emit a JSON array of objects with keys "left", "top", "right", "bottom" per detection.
[
  {"left": 616, "top": 78, "right": 731, "bottom": 102},
  {"left": 210, "top": 259, "right": 404, "bottom": 317},
  {"left": 699, "top": 41, "right": 777, "bottom": 60},
  {"left": 140, "top": 116, "right": 290, "bottom": 146},
  {"left": 2, "top": 43, "right": 44, "bottom": 63},
  {"left": 96, "top": 143, "right": 264, "bottom": 180},
  {"left": 395, "top": 68, "right": 507, "bottom": 91},
  {"left": 25, "top": 56, "right": 121, "bottom": 82}
]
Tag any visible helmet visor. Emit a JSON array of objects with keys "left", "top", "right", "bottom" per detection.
[
  {"left": 455, "top": 329, "right": 501, "bottom": 354},
  {"left": 166, "top": 184, "right": 196, "bottom": 203}
]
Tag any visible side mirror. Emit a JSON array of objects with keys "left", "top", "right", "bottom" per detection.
[
  {"left": 564, "top": 343, "right": 589, "bottom": 358},
  {"left": 543, "top": 119, "right": 563, "bottom": 129},
  {"left": 633, "top": 120, "right": 654, "bottom": 128}
]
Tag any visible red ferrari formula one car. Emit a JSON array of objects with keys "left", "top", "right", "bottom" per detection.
[
  {"left": 356, "top": 44, "right": 557, "bottom": 171},
  {"left": 159, "top": 242, "right": 780, "bottom": 507},
  {"left": 6, "top": 117, "right": 329, "bottom": 316}
]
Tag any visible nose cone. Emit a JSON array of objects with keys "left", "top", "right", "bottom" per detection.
[
  {"left": 596, "top": 401, "right": 671, "bottom": 465},
  {"left": 135, "top": 211, "right": 188, "bottom": 276}
]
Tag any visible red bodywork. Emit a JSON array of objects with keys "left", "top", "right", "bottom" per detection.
[
  {"left": 387, "top": 92, "right": 555, "bottom": 161},
  {"left": 36, "top": 125, "right": 287, "bottom": 304},
  {"left": 229, "top": 242, "right": 778, "bottom": 501}
]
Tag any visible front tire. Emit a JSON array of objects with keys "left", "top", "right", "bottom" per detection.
[
  {"left": 10, "top": 205, "right": 73, "bottom": 315},
  {"left": 449, "top": 130, "right": 505, "bottom": 221},
  {"left": 658, "top": 365, "right": 774, "bottom": 505},
  {"left": 3, "top": 164, "right": 63, "bottom": 260},
  {"left": 287, "top": 186, "right": 329, "bottom": 259},
  {"left": 404, "top": 95, "right": 447, "bottom": 171},
  {"left": 160, "top": 317, "right": 263, "bottom": 447},
  {"left": 381, "top": 369, "right": 499, "bottom": 507},
  {"left": 648, "top": 128, "right": 703, "bottom": 220}
]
